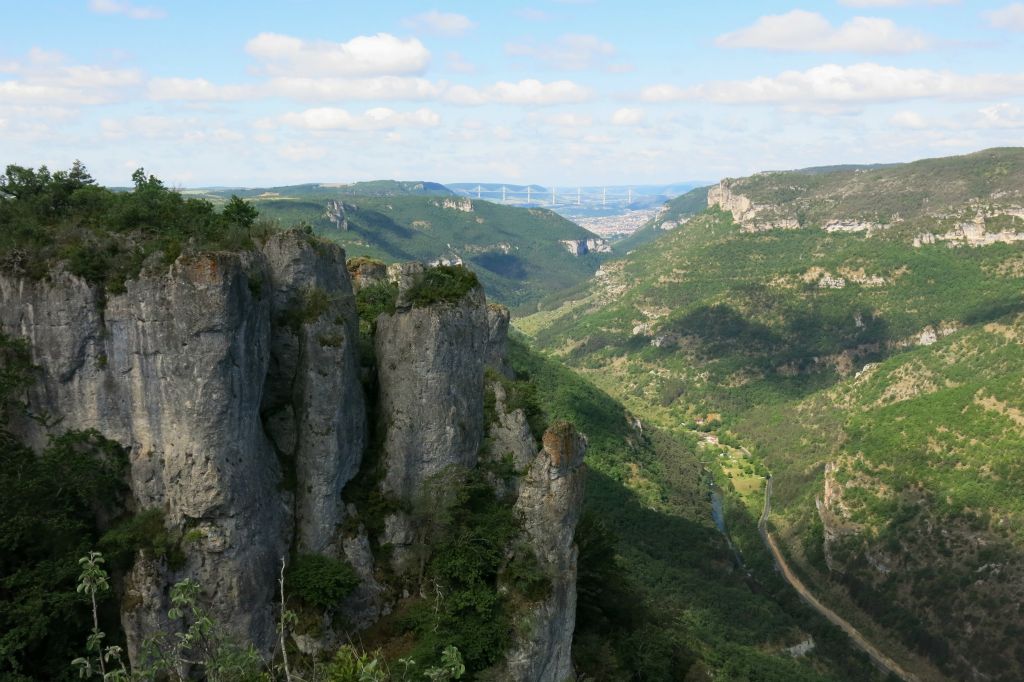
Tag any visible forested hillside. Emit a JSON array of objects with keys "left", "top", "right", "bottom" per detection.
[{"left": 521, "top": 148, "right": 1024, "bottom": 682}]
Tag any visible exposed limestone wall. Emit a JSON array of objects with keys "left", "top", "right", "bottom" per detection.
[
  {"left": 502, "top": 421, "right": 587, "bottom": 682},
  {"left": 2, "top": 249, "right": 588, "bottom": 674},
  {"left": 374, "top": 275, "right": 489, "bottom": 502},
  {"left": 262, "top": 232, "right": 365, "bottom": 554},
  {"left": 0, "top": 252, "right": 287, "bottom": 659}
]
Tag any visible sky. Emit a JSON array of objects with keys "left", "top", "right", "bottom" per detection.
[{"left": 2, "top": 0, "right": 1024, "bottom": 187}]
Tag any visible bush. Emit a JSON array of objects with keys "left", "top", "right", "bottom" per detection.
[
  {"left": 286, "top": 553, "right": 360, "bottom": 610},
  {"left": 404, "top": 265, "right": 479, "bottom": 308},
  {"left": 99, "top": 508, "right": 184, "bottom": 570},
  {"left": 0, "top": 162, "right": 268, "bottom": 292}
]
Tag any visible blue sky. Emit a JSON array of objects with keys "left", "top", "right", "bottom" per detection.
[{"left": 2, "top": 0, "right": 1024, "bottom": 186}]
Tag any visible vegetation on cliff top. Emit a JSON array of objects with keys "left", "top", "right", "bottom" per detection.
[
  {"left": 0, "top": 162, "right": 268, "bottom": 292},
  {"left": 405, "top": 265, "right": 480, "bottom": 307}
]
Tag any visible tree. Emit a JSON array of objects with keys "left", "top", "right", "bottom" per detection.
[{"left": 223, "top": 195, "right": 259, "bottom": 230}]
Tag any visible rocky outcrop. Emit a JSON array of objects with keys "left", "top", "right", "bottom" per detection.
[
  {"left": 0, "top": 252, "right": 287, "bottom": 659},
  {"left": 560, "top": 238, "right": 611, "bottom": 256},
  {"left": 375, "top": 270, "right": 489, "bottom": 502},
  {"left": 708, "top": 181, "right": 799, "bottom": 232},
  {"left": 2, "top": 246, "right": 589, "bottom": 674},
  {"left": 485, "top": 303, "right": 511, "bottom": 374},
  {"left": 502, "top": 422, "right": 587, "bottom": 682},
  {"left": 262, "top": 232, "right": 365, "bottom": 554},
  {"left": 347, "top": 258, "right": 388, "bottom": 292},
  {"left": 486, "top": 381, "right": 537, "bottom": 474},
  {"left": 325, "top": 199, "right": 349, "bottom": 231},
  {"left": 708, "top": 181, "right": 757, "bottom": 224}
]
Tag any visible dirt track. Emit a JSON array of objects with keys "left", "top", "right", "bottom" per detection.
[{"left": 758, "top": 477, "right": 920, "bottom": 682}]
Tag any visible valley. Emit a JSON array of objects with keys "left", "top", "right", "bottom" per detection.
[{"left": 520, "top": 147, "right": 1024, "bottom": 682}]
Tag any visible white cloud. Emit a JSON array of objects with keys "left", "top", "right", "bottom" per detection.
[
  {"left": 0, "top": 50, "right": 141, "bottom": 105},
  {"left": 642, "top": 63, "right": 1024, "bottom": 107},
  {"left": 101, "top": 115, "right": 243, "bottom": 142},
  {"left": 245, "top": 33, "right": 430, "bottom": 77},
  {"left": 147, "top": 77, "right": 254, "bottom": 101},
  {"left": 987, "top": 4, "right": 1024, "bottom": 31},
  {"left": 147, "top": 75, "right": 442, "bottom": 102},
  {"left": 716, "top": 10, "right": 931, "bottom": 53},
  {"left": 505, "top": 34, "right": 616, "bottom": 70},
  {"left": 268, "top": 76, "right": 441, "bottom": 101},
  {"left": 88, "top": 0, "right": 165, "bottom": 19},
  {"left": 403, "top": 11, "right": 475, "bottom": 36},
  {"left": 611, "top": 107, "right": 645, "bottom": 125},
  {"left": 890, "top": 111, "right": 928, "bottom": 129},
  {"left": 445, "top": 79, "right": 592, "bottom": 106},
  {"left": 279, "top": 107, "right": 441, "bottom": 131},
  {"left": 978, "top": 103, "right": 1024, "bottom": 128}
]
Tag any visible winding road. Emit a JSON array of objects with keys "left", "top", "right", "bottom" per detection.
[{"left": 758, "top": 476, "right": 920, "bottom": 682}]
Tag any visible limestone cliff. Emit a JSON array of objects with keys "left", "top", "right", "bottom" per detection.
[
  {"left": 375, "top": 266, "right": 489, "bottom": 502},
  {"left": 1, "top": 251, "right": 287, "bottom": 658},
  {"left": 501, "top": 422, "right": 587, "bottom": 682},
  {"left": 1, "top": 243, "right": 587, "bottom": 677}
]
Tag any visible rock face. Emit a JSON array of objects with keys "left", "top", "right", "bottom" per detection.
[
  {"left": 485, "top": 303, "right": 511, "bottom": 374},
  {"left": 375, "top": 276, "right": 489, "bottom": 502},
  {"left": 502, "top": 422, "right": 587, "bottom": 682},
  {"left": 1, "top": 246, "right": 588, "bottom": 675},
  {"left": 708, "top": 181, "right": 799, "bottom": 232},
  {"left": 325, "top": 199, "right": 349, "bottom": 231},
  {"left": 0, "top": 252, "right": 288, "bottom": 658},
  {"left": 559, "top": 238, "right": 611, "bottom": 256},
  {"left": 262, "top": 232, "right": 365, "bottom": 554}
]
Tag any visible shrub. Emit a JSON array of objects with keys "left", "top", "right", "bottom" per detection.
[
  {"left": 404, "top": 265, "right": 479, "bottom": 308},
  {"left": 286, "top": 553, "right": 360, "bottom": 610}
]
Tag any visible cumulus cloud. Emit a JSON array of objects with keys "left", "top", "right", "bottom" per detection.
[
  {"left": 147, "top": 77, "right": 254, "bottom": 101},
  {"left": 530, "top": 112, "right": 593, "bottom": 127},
  {"left": 0, "top": 49, "right": 141, "bottom": 105},
  {"left": 445, "top": 79, "right": 592, "bottom": 106},
  {"left": 279, "top": 107, "right": 441, "bottom": 131},
  {"left": 147, "top": 75, "right": 442, "bottom": 102},
  {"left": 245, "top": 33, "right": 430, "bottom": 77},
  {"left": 403, "top": 10, "right": 475, "bottom": 36},
  {"left": 716, "top": 10, "right": 931, "bottom": 53},
  {"left": 268, "top": 76, "right": 441, "bottom": 101},
  {"left": 642, "top": 63, "right": 1024, "bottom": 107},
  {"left": 987, "top": 4, "right": 1024, "bottom": 31},
  {"left": 506, "top": 34, "right": 617, "bottom": 70},
  {"left": 978, "top": 103, "right": 1024, "bottom": 128},
  {"left": 611, "top": 107, "right": 645, "bottom": 125},
  {"left": 88, "top": 0, "right": 165, "bottom": 19}
]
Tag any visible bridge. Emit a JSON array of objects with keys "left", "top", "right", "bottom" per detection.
[{"left": 449, "top": 185, "right": 641, "bottom": 210}]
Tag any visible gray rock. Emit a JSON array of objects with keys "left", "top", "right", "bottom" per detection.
[
  {"left": 487, "top": 382, "right": 537, "bottom": 474},
  {"left": 502, "top": 422, "right": 587, "bottom": 682},
  {"left": 261, "top": 231, "right": 366, "bottom": 554},
  {"left": 374, "top": 275, "right": 488, "bottom": 502},
  {"left": 485, "top": 303, "right": 512, "bottom": 375},
  {"left": 1, "top": 253, "right": 287, "bottom": 660}
]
